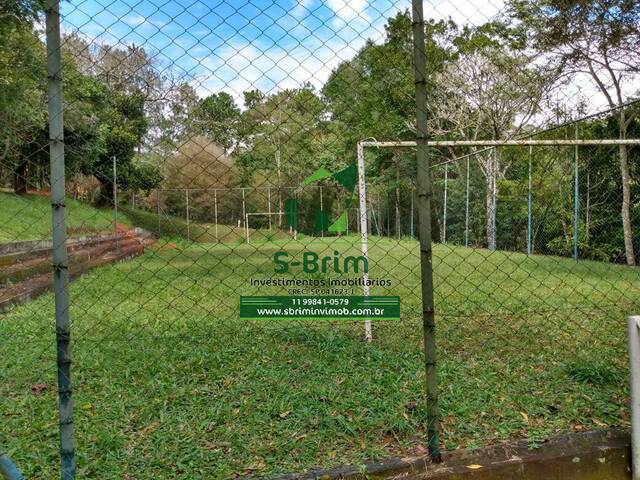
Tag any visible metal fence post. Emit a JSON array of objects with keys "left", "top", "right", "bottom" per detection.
[
  {"left": 573, "top": 125, "right": 579, "bottom": 260},
  {"left": 628, "top": 316, "right": 640, "bottom": 480},
  {"left": 156, "top": 190, "right": 161, "bottom": 235},
  {"left": 112, "top": 155, "right": 118, "bottom": 250},
  {"left": 356, "top": 141, "right": 372, "bottom": 342},
  {"left": 185, "top": 188, "right": 190, "bottom": 241},
  {"left": 465, "top": 157, "right": 470, "bottom": 247},
  {"left": 527, "top": 145, "right": 532, "bottom": 255},
  {"left": 45, "top": 0, "right": 76, "bottom": 478},
  {"left": 412, "top": 0, "right": 442, "bottom": 462},
  {"left": 491, "top": 147, "right": 498, "bottom": 251},
  {"left": 214, "top": 188, "right": 219, "bottom": 242},
  {"left": 442, "top": 163, "right": 448, "bottom": 244},
  {"left": 410, "top": 184, "right": 415, "bottom": 239},
  {"left": 319, "top": 185, "right": 324, "bottom": 238},
  {"left": 268, "top": 186, "right": 272, "bottom": 231}
]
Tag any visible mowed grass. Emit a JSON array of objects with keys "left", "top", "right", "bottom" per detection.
[
  {"left": 1, "top": 236, "right": 638, "bottom": 479},
  {"left": 122, "top": 207, "right": 296, "bottom": 244},
  {"left": 0, "top": 192, "right": 129, "bottom": 242}
]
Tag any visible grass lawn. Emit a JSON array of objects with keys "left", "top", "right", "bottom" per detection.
[
  {"left": 0, "top": 192, "right": 129, "bottom": 243},
  {"left": 1, "top": 236, "right": 637, "bottom": 479},
  {"left": 122, "top": 207, "right": 295, "bottom": 244}
]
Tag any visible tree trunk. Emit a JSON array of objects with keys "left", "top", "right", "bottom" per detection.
[
  {"left": 619, "top": 111, "right": 635, "bottom": 265},
  {"left": 13, "top": 160, "right": 28, "bottom": 194}
]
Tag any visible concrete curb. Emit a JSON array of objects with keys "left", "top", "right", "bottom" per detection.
[{"left": 266, "top": 428, "right": 631, "bottom": 480}]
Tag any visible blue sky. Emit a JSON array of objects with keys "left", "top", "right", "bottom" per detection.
[{"left": 60, "top": 0, "right": 504, "bottom": 102}]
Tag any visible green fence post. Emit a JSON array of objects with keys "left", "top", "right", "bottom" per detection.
[
  {"left": 411, "top": 0, "right": 442, "bottom": 463},
  {"left": 45, "top": 0, "right": 76, "bottom": 478}
]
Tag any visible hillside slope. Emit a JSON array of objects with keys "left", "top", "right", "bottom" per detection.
[{"left": 0, "top": 192, "right": 129, "bottom": 243}]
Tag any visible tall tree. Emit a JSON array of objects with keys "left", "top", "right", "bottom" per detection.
[
  {"left": 323, "top": 11, "right": 455, "bottom": 236},
  {"left": 192, "top": 92, "right": 241, "bottom": 152},
  {"left": 511, "top": 0, "right": 640, "bottom": 264},
  {"left": 238, "top": 86, "right": 326, "bottom": 225},
  {"left": 430, "top": 45, "right": 551, "bottom": 248}
]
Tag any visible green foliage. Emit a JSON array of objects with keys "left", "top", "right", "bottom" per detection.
[
  {"left": 237, "top": 85, "right": 327, "bottom": 186},
  {"left": 0, "top": 0, "right": 42, "bottom": 26},
  {"left": 193, "top": 92, "right": 241, "bottom": 151}
]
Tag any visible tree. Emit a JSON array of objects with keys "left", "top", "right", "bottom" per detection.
[
  {"left": 323, "top": 11, "right": 455, "bottom": 237},
  {"left": 511, "top": 0, "right": 640, "bottom": 264},
  {"left": 0, "top": 16, "right": 45, "bottom": 193},
  {"left": 193, "top": 92, "right": 241, "bottom": 152},
  {"left": 89, "top": 88, "right": 151, "bottom": 205},
  {"left": 0, "top": 0, "right": 41, "bottom": 25},
  {"left": 238, "top": 86, "right": 326, "bottom": 226},
  {"left": 159, "top": 82, "right": 200, "bottom": 148},
  {"left": 429, "top": 46, "right": 551, "bottom": 248}
]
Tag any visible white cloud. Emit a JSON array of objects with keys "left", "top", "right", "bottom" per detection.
[
  {"left": 327, "top": 0, "right": 369, "bottom": 20},
  {"left": 192, "top": 36, "right": 364, "bottom": 105},
  {"left": 425, "top": 0, "right": 505, "bottom": 26}
]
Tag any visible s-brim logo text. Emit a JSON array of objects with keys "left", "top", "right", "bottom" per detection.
[{"left": 273, "top": 250, "right": 368, "bottom": 274}]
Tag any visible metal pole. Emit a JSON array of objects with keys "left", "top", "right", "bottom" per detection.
[
  {"left": 214, "top": 189, "right": 219, "bottom": 242},
  {"left": 346, "top": 209, "right": 349, "bottom": 236},
  {"left": 245, "top": 213, "right": 250, "bottom": 244},
  {"left": 412, "top": 0, "right": 441, "bottom": 462},
  {"left": 185, "top": 189, "right": 190, "bottom": 241},
  {"left": 628, "top": 315, "right": 640, "bottom": 480},
  {"left": 491, "top": 148, "right": 497, "bottom": 251},
  {"left": 156, "top": 190, "right": 161, "bottom": 236},
  {"left": 356, "top": 142, "right": 372, "bottom": 342},
  {"left": 267, "top": 187, "right": 272, "bottom": 231},
  {"left": 573, "top": 125, "right": 579, "bottom": 260},
  {"left": 465, "top": 157, "right": 470, "bottom": 247},
  {"left": 45, "top": 0, "right": 76, "bottom": 477},
  {"left": 586, "top": 172, "right": 590, "bottom": 239},
  {"left": 442, "top": 163, "right": 448, "bottom": 244},
  {"left": 320, "top": 185, "right": 324, "bottom": 238},
  {"left": 112, "top": 156, "right": 118, "bottom": 250},
  {"left": 527, "top": 145, "right": 532, "bottom": 255},
  {"left": 410, "top": 184, "right": 414, "bottom": 239},
  {"left": 242, "top": 188, "right": 247, "bottom": 243}
]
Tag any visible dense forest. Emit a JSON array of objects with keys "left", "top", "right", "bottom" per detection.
[{"left": 1, "top": 0, "right": 638, "bottom": 263}]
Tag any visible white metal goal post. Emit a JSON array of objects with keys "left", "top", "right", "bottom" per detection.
[{"left": 355, "top": 137, "right": 640, "bottom": 340}]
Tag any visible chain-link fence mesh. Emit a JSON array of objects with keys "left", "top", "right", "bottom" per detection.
[{"left": 2, "top": 0, "right": 640, "bottom": 478}]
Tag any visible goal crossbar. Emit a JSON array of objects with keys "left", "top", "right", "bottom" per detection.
[{"left": 360, "top": 139, "right": 640, "bottom": 147}]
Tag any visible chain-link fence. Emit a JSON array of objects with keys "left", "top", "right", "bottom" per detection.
[{"left": 2, "top": 0, "right": 640, "bottom": 478}]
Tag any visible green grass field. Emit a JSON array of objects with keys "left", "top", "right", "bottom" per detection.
[
  {"left": 1, "top": 235, "right": 638, "bottom": 479},
  {"left": 0, "top": 192, "right": 129, "bottom": 243},
  {"left": 122, "top": 207, "right": 295, "bottom": 244}
]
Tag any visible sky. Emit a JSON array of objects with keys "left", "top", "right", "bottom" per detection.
[{"left": 60, "top": 0, "right": 506, "bottom": 103}]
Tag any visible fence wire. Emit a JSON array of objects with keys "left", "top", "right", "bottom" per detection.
[{"left": 1, "top": 0, "right": 640, "bottom": 479}]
